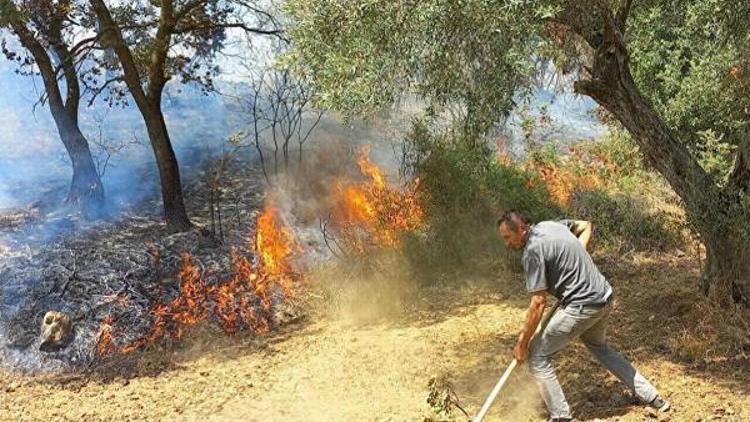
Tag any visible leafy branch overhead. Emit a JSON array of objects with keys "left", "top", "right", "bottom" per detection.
[
  {"left": 284, "top": 0, "right": 555, "bottom": 134},
  {"left": 91, "top": 0, "right": 284, "bottom": 103}
]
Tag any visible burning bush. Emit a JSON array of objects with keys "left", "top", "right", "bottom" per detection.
[{"left": 400, "top": 124, "right": 556, "bottom": 274}]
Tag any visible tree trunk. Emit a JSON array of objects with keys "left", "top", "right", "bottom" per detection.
[
  {"left": 572, "top": 11, "right": 750, "bottom": 303},
  {"left": 702, "top": 234, "right": 750, "bottom": 305},
  {"left": 91, "top": 0, "right": 193, "bottom": 232},
  {"left": 51, "top": 107, "right": 106, "bottom": 217},
  {"left": 729, "top": 130, "right": 750, "bottom": 194},
  {"left": 7, "top": 14, "right": 106, "bottom": 218},
  {"left": 142, "top": 100, "right": 193, "bottom": 232}
]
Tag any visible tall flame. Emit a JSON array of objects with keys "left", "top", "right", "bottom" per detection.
[
  {"left": 95, "top": 146, "right": 423, "bottom": 356},
  {"left": 357, "top": 145, "right": 386, "bottom": 189},
  {"left": 255, "top": 203, "right": 297, "bottom": 279},
  {"left": 539, "top": 165, "right": 574, "bottom": 206}
]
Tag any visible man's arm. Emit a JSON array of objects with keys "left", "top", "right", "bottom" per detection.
[
  {"left": 569, "top": 220, "right": 593, "bottom": 251},
  {"left": 514, "top": 291, "right": 547, "bottom": 363}
]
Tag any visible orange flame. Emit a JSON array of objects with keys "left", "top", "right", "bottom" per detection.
[
  {"left": 98, "top": 200, "right": 298, "bottom": 355},
  {"left": 730, "top": 65, "right": 741, "bottom": 79},
  {"left": 330, "top": 146, "right": 424, "bottom": 252},
  {"left": 357, "top": 145, "right": 386, "bottom": 189},
  {"left": 255, "top": 203, "right": 297, "bottom": 279},
  {"left": 539, "top": 165, "right": 574, "bottom": 206},
  {"left": 526, "top": 144, "right": 620, "bottom": 206}
]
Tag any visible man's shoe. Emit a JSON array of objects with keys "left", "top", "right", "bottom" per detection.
[{"left": 648, "top": 395, "right": 671, "bottom": 412}]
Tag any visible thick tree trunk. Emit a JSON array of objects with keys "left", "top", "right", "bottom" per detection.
[
  {"left": 142, "top": 101, "right": 193, "bottom": 232},
  {"left": 571, "top": 11, "right": 750, "bottom": 303},
  {"left": 729, "top": 130, "right": 750, "bottom": 194}
]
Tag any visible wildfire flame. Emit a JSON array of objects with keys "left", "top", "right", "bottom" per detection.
[
  {"left": 255, "top": 204, "right": 297, "bottom": 280},
  {"left": 730, "top": 65, "right": 741, "bottom": 79},
  {"left": 356, "top": 145, "right": 386, "bottom": 189},
  {"left": 539, "top": 165, "right": 574, "bottom": 206},
  {"left": 330, "top": 146, "right": 424, "bottom": 252},
  {"left": 527, "top": 145, "right": 613, "bottom": 207},
  {"left": 97, "top": 200, "right": 299, "bottom": 355}
]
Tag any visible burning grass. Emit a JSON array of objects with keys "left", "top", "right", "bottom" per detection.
[
  {"left": 97, "top": 202, "right": 300, "bottom": 356},
  {"left": 522, "top": 143, "right": 609, "bottom": 207}
]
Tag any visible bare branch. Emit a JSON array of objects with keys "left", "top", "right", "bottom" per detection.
[
  {"left": 85, "top": 76, "right": 124, "bottom": 107},
  {"left": 147, "top": 0, "right": 176, "bottom": 99},
  {"left": 299, "top": 111, "right": 323, "bottom": 147},
  {"left": 69, "top": 34, "right": 102, "bottom": 58},
  {"left": 90, "top": 0, "right": 149, "bottom": 107},
  {"left": 174, "top": 22, "right": 286, "bottom": 40}
]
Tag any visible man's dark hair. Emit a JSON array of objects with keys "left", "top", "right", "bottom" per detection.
[{"left": 497, "top": 210, "right": 531, "bottom": 231}]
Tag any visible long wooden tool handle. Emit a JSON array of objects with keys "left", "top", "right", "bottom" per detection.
[
  {"left": 473, "top": 302, "right": 560, "bottom": 422},
  {"left": 473, "top": 358, "right": 517, "bottom": 421}
]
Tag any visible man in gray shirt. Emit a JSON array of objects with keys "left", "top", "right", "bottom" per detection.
[{"left": 497, "top": 211, "right": 669, "bottom": 421}]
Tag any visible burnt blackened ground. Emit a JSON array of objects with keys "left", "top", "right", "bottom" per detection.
[{"left": 0, "top": 155, "right": 273, "bottom": 372}]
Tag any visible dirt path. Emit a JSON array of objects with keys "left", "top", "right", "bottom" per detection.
[{"left": 2, "top": 254, "right": 749, "bottom": 421}]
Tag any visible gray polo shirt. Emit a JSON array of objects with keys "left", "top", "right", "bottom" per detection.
[{"left": 522, "top": 220, "right": 612, "bottom": 307}]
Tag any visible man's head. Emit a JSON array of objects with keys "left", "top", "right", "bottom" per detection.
[{"left": 497, "top": 210, "right": 531, "bottom": 250}]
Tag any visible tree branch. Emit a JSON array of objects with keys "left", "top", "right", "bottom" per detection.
[
  {"left": 147, "top": 0, "right": 176, "bottom": 100},
  {"left": 234, "top": 0, "right": 284, "bottom": 30},
  {"left": 85, "top": 75, "right": 124, "bottom": 107},
  {"left": 69, "top": 34, "right": 102, "bottom": 58},
  {"left": 174, "top": 22, "right": 285, "bottom": 39},
  {"left": 90, "top": 0, "right": 149, "bottom": 109},
  {"left": 51, "top": 40, "right": 82, "bottom": 123},
  {"left": 4, "top": 6, "right": 66, "bottom": 113},
  {"left": 175, "top": 0, "right": 209, "bottom": 21},
  {"left": 571, "top": 2, "right": 722, "bottom": 236}
]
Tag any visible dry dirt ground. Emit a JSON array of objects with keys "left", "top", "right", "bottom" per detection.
[{"left": 1, "top": 252, "right": 749, "bottom": 421}]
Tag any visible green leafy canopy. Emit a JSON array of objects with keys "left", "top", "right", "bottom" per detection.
[
  {"left": 285, "top": 0, "right": 750, "bottom": 183},
  {"left": 284, "top": 0, "right": 565, "bottom": 134}
]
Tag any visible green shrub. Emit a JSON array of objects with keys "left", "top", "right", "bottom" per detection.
[
  {"left": 400, "top": 121, "right": 558, "bottom": 278},
  {"left": 580, "top": 132, "right": 687, "bottom": 251}
]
